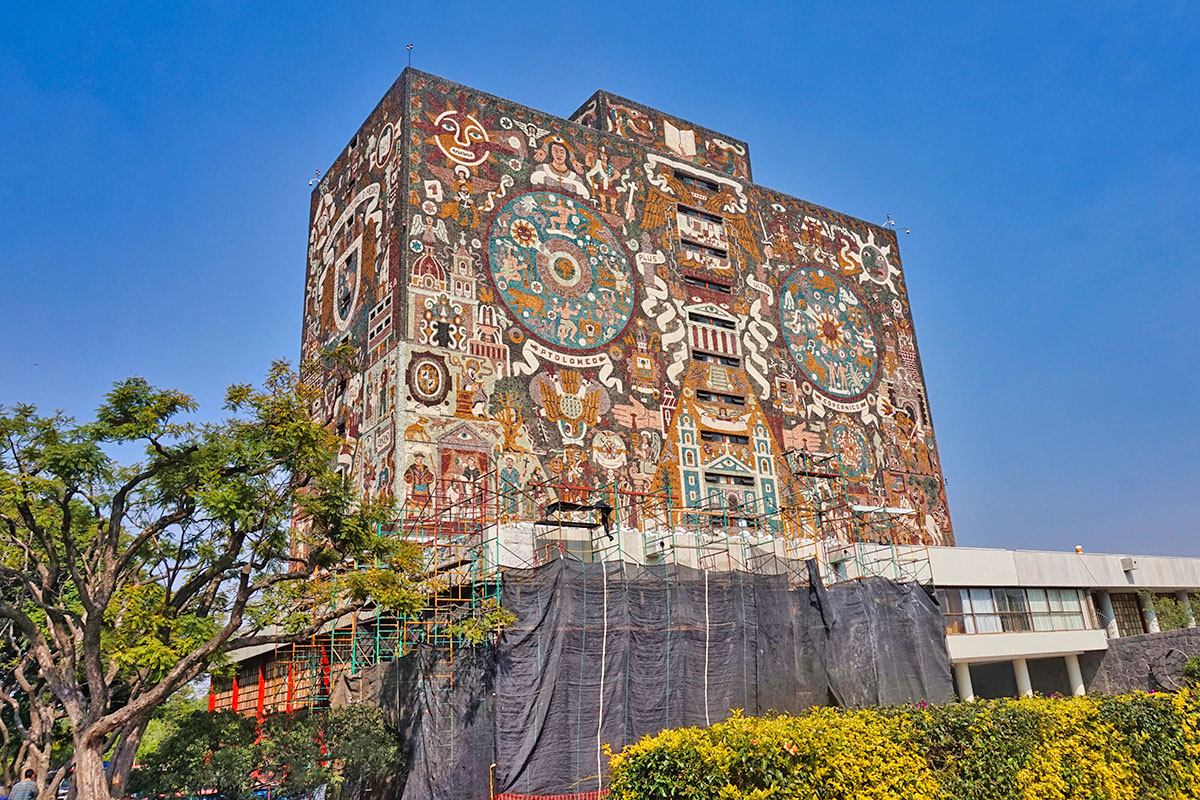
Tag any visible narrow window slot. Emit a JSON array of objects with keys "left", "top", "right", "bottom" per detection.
[
  {"left": 677, "top": 204, "right": 724, "bottom": 224},
  {"left": 674, "top": 170, "right": 720, "bottom": 192},
  {"left": 700, "top": 431, "right": 750, "bottom": 445},
  {"left": 683, "top": 275, "right": 732, "bottom": 294},
  {"left": 688, "top": 312, "right": 736, "bottom": 330},
  {"left": 695, "top": 390, "right": 746, "bottom": 406},
  {"left": 680, "top": 237, "right": 729, "bottom": 260},
  {"left": 692, "top": 350, "right": 741, "bottom": 367}
]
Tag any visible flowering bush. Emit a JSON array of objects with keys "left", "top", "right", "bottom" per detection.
[{"left": 607, "top": 691, "right": 1200, "bottom": 799}]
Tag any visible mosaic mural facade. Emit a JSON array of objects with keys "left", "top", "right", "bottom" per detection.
[{"left": 300, "top": 70, "right": 954, "bottom": 545}]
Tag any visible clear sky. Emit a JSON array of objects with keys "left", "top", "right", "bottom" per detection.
[{"left": 2, "top": 2, "right": 1197, "bottom": 555}]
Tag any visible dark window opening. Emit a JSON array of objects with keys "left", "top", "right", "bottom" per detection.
[
  {"left": 704, "top": 472, "right": 755, "bottom": 487},
  {"left": 700, "top": 430, "right": 750, "bottom": 445},
  {"left": 688, "top": 312, "right": 736, "bottom": 330},
  {"left": 680, "top": 238, "right": 729, "bottom": 260},
  {"left": 684, "top": 275, "right": 732, "bottom": 294},
  {"left": 696, "top": 390, "right": 746, "bottom": 406},
  {"left": 674, "top": 170, "right": 720, "bottom": 193},
  {"left": 677, "top": 204, "right": 723, "bottom": 224},
  {"left": 693, "top": 350, "right": 741, "bottom": 367}
]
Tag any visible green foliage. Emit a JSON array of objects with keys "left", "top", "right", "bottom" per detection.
[
  {"left": 129, "top": 710, "right": 260, "bottom": 800},
  {"left": 0, "top": 363, "right": 427, "bottom": 800},
  {"left": 608, "top": 693, "right": 1200, "bottom": 800},
  {"left": 135, "top": 685, "right": 206, "bottom": 763},
  {"left": 1147, "top": 592, "right": 1193, "bottom": 632},
  {"left": 1184, "top": 656, "right": 1200, "bottom": 687},
  {"left": 131, "top": 704, "right": 401, "bottom": 800},
  {"left": 608, "top": 708, "right": 938, "bottom": 800},
  {"left": 446, "top": 599, "right": 517, "bottom": 645}
]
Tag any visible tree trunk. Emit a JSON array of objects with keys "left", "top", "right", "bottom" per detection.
[
  {"left": 39, "top": 757, "right": 71, "bottom": 800},
  {"left": 104, "top": 718, "right": 148, "bottom": 800},
  {"left": 72, "top": 738, "right": 111, "bottom": 800}
]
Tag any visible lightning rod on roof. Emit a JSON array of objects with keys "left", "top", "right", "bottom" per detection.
[{"left": 883, "top": 213, "right": 911, "bottom": 234}]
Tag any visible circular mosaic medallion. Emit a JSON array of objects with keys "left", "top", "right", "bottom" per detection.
[
  {"left": 488, "top": 191, "right": 635, "bottom": 352},
  {"left": 778, "top": 265, "right": 879, "bottom": 400},
  {"left": 406, "top": 351, "right": 450, "bottom": 406}
]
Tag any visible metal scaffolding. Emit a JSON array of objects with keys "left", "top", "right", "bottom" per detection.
[{"left": 214, "top": 449, "right": 933, "bottom": 713}]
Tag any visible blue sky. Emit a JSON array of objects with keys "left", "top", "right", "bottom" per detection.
[{"left": 2, "top": 2, "right": 1197, "bottom": 555}]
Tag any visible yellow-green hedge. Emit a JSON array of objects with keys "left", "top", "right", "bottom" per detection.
[{"left": 608, "top": 690, "right": 1200, "bottom": 799}]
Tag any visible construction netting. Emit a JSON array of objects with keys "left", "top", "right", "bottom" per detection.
[{"left": 352, "top": 559, "right": 951, "bottom": 800}]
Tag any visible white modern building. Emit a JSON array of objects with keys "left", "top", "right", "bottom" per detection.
[{"left": 927, "top": 546, "right": 1200, "bottom": 700}]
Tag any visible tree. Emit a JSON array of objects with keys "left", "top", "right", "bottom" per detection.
[
  {"left": 130, "top": 704, "right": 402, "bottom": 800},
  {"left": 130, "top": 709, "right": 259, "bottom": 800},
  {"left": 0, "top": 621, "right": 66, "bottom": 794},
  {"left": 0, "top": 363, "right": 424, "bottom": 800}
]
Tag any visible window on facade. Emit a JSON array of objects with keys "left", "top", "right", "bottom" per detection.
[
  {"left": 688, "top": 312, "right": 736, "bottom": 330},
  {"left": 1027, "top": 588, "right": 1085, "bottom": 631},
  {"left": 677, "top": 204, "right": 723, "bottom": 224},
  {"left": 966, "top": 589, "right": 1001, "bottom": 633},
  {"left": 936, "top": 589, "right": 967, "bottom": 635},
  {"left": 684, "top": 275, "right": 733, "bottom": 294},
  {"left": 695, "top": 390, "right": 746, "bottom": 406},
  {"left": 939, "top": 587, "right": 1088, "bottom": 636},
  {"left": 704, "top": 471, "right": 755, "bottom": 487},
  {"left": 693, "top": 350, "right": 741, "bottom": 367},
  {"left": 700, "top": 430, "right": 750, "bottom": 445},
  {"left": 674, "top": 171, "right": 720, "bottom": 192},
  {"left": 680, "top": 238, "right": 730, "bottom": 260},
  {"left": 994, "top": 587, "right": 1032, "bottom": 632}
]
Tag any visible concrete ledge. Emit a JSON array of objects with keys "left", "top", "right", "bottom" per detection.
[{"left": 947, "top": 628, "right": 1108, "bottom": 663}]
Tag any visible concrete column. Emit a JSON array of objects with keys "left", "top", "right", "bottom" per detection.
[
  {"left": 1013, "top": 657, "right": 1033, "bottom": 697},
  {"left": 1138, "top": 592, "right": 1161, "bottom": 633},
  {"left": 1096, "top": 590, "right": 1120, "bottom": 639},
  {"left": 1177, "top": 591, "right": 1196, "bottom": 628},
  {"left": 1065, "top": 653, "right": 1086, "bottom": 696},
  {"left": 954, "top": 662, "right": 975, "bottom": 702}
]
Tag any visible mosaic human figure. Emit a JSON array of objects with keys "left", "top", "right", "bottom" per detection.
[
  {"left": 404, "top": 453, "right": 434, "bottom": 511},
  {"left": 500, "top": 456, "right": 521, "bottom": 516}
]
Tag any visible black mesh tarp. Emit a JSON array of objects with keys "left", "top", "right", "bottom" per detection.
[{"left": 383, "top": 560, "right": 952, "bottom": 799}]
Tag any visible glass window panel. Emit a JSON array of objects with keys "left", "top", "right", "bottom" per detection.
[
  {"left": 1005, "top": 588, "right": 1029, "bottom": 612},
  {"left": 970, "top": 589, "right": 1000, "bottom": 633},
  {"left": 1030, "top": 588, "right": 1053, "bottom": 631},
  {"left": 959, "top": 589, "right": 972, "bottom": 613},
  {"left": 940, "top": 589, "right": 964, "bottom": 615},
  {"left": 1027, "top": 589, "right": 1049, "bottom": 613},
  {"left": 1059, "top": 589, "right": 1081, "bottom": 612},
  {"left": 970, "top": 589, "right": 995, "bottom": 612},
  {"left": 991, "top": 591, "right": 1005, "bottom": 613},
  {"left": 1048, "top": 589, "right": 1065, "bottom": 613}
]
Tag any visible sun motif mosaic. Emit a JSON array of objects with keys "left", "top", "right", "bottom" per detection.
[
  {"left": 779, "top": 265, "right": 879, "bottom": 399},
  {"left": 488, "top": 191, "right": 635, "bottom": 352}
]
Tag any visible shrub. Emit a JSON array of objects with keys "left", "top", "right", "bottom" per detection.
[
  {"left": 608, "top": 693, "right": 1200, "bottom": 800},
  {"left": 1184, "top": 655, "right": 1200, "bottom": 687},
  {"left": 1147, "top": 591, "right": 1193, "bottom": 632}
]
